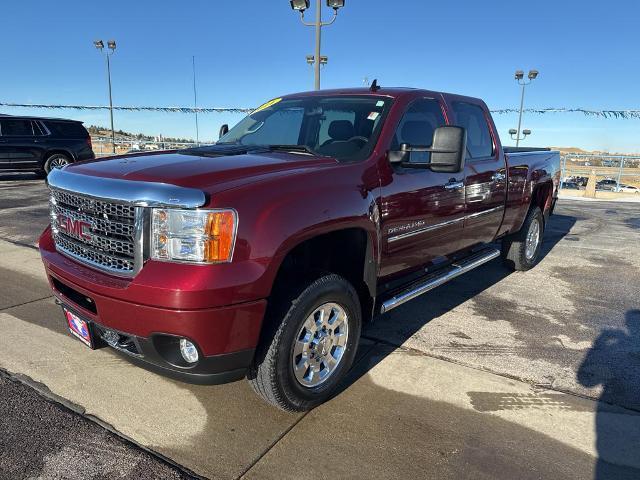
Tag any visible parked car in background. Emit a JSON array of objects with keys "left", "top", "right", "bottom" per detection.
[
  {"left": 40, "top": 86, "right": 560, "bottom": 411},
  {"left": 560, "top": 181, "right": 580, "bottom": 190},
  {"left": 0, "top": 115, "right": 94, "bottom": 175},
  {"left": 596, "top": 178, "right": 618, "bottom": 191},
  {"left": 614, "top": 184, "right": 639, "bottom": 193}
]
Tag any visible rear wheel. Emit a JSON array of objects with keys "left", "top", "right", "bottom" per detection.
[
  {"left": 248, "top": 274, "right": 362, "bottom": 412},
  {"left": 501, "top": 206, "right": 544, "bottom": 271},
  {"left": 44, "top": 153, "right": 71, "bottom": 174}
]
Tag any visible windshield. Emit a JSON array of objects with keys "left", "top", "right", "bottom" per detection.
[{"left": 218, "top": 95, "right": 391, "bottom": 161}]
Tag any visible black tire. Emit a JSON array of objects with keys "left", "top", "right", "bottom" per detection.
[
  {"left": 248, "top": 274, "right": 362, "bottom": 412},
  {"left": 501, "top": 206, "right": 544, "bottom": 271},
  {"left": 44, "top": 153, "right": 72, "bottom": 174}
]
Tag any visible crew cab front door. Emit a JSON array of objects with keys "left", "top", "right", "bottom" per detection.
[
  {"left": 448, "top": 99, "right": 507, "bottom": 249},
  {"left": 379, "top": 98, "right": 466, "bottom": 280}
]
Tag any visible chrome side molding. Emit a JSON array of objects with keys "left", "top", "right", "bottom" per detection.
[
  {"left": 48, "top": 168, "right": 207, "bottom": 208},
  {"left": 380, "top": 247, "right": 500, "bottom": 314}
]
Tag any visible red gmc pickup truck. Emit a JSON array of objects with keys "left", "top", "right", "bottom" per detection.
[{"left": 40, "top": 86, "right": 560, "bottom": 411}]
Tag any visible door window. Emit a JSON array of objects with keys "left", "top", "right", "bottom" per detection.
[
  {"left": 0, "top": 119, "right": 34, "bottom": 136},
  {"left": 451, "top": 102, "right": 493, "bottom": 159},
  {"left": 392, "top": 98, "right": 446, "bottom": 164}
]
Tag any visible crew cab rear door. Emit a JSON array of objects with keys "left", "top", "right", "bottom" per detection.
[
  {"left": 379, "top": 97, "right": 466, "bottom": 279},
  {"left": 448, "top": 99, "right": 507, "bottom": 249}
]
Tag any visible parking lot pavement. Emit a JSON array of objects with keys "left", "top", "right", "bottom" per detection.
[
  {"left": 0, "top": 175, "right": 639, "bottom": 479},
  {"left": 0, "top": 173, "right": 50, "bottom": 247},
  {"left": 0, "top": 373, "right": 190, "bottom": 479}
]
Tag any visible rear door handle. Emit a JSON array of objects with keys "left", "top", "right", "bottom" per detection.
[
  {"left": 492, "top": 172, "right": 506, "bottom": 182},
  {"left": 444, "top": 180, "right": 465, "bottom": 191}
]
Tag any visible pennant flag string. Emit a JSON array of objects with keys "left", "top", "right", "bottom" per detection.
[{"left": 1, "top": 102, "right": 640, "bottom": 119}]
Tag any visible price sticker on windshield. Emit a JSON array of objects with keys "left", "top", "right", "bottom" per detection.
[
  {"left": 252, "top": 97, "right": 282, "bottom": 115},
  {"left": 367, "top": 111, "right": 380, "bottom": 121}
]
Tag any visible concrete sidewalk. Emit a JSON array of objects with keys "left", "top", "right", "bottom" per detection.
[{"left": 0, "top": 238, "right": 639, "bottom": 479}]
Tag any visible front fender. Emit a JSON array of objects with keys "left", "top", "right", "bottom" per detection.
[{"left": 211, "top": 162, "right": 381, "bottom": 301}]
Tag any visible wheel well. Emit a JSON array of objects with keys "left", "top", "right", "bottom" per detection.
[
  {"left": 531, "top": 182, "right": 553, "bottom": 217},
  {"left": 272, "top": 228, "right": 374, "bottom": 322}
]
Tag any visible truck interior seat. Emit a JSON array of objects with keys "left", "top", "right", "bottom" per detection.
[{"left": 322, "top": 120, "right": 355, "bottom": 146}]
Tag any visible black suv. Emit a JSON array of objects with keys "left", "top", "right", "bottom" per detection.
[{"left": 0, "top": 115, "right": 95, "bottom": 175}]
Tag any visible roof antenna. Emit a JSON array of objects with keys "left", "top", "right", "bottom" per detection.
[{"left": 370, "top": 78, "right": 381, "bottom": 92}]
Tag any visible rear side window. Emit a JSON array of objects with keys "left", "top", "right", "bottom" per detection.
[
  {"left": 451, "top": 102, "right": 493, "bottom": 159},
  {"left": 392, "top": 98, "right": 446, "bottom": 164},
  {"left": 44, "top": 121, "right": 88, "bottom": 138},
  {"left": 0, "top": 119, "right": 33, "bottom": 136},
  {"left": 32, "top": 121, "right": 47, "bottom": 136}
]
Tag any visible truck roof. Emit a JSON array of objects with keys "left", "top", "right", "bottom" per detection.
[{"left": 282, "top": 86, "right": 485, "bottom": 105}]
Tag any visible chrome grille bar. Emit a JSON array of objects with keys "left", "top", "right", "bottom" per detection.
[{"left": 50, "top": 188, "right": 143, "bottom": 277}]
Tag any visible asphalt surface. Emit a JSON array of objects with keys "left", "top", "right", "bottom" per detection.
[
  {"left": 0, "top": 172, "right": 639, "bottom": 479},
  {"left": 0, "top": 372, "right": 191, "bottom": 480}
]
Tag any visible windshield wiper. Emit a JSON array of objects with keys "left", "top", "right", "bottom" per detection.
[{"left": 266, "top": 144, "right": 316, "bottom": 155}]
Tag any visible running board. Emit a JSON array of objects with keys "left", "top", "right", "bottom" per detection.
[{"left": 380, "top": 247, "right": 501, "bottom": 314}]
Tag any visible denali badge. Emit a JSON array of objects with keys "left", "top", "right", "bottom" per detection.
[{"left": 57, "top": 214, "right": 92, "bottom": 241}]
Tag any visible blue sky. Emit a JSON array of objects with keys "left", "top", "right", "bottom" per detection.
[{"left": 1, "top": 0, "right": 638, "bottom": 152}]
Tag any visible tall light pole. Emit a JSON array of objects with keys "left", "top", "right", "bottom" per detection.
[
  {"left": 290, "top": 0, "right": 345, "bottom": 90},
  {"left": 192, "top": 56, "right": 200, "bottom": 146},
  {"left": 511, "top": 69, "right": 538, "bottom": 147},
  {"left": 94, "top": 39, "right": 117, "bottom": 153}
]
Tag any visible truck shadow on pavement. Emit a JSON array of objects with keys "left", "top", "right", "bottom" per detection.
[{"left": 577, "top": 309, "right": 640, "bottom": 480}]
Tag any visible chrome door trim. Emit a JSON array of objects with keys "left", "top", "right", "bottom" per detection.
[
  {"left": 465, "top": 205, "right": 504, "bottom": 220},
  {"left": 388, "top": 217, "right": 464, "bottom": 243},
  {"left": 387, "top": 205, "right": 505, "bottom": 243},
  {"left": 48, "top": 168, "right": 207, "bottom": 208}
]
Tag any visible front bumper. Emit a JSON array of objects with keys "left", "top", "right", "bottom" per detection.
[
  {"left": 60, "top": 300, "right": 254, "bottom": 384},
  {"left": 41, "top": 230, "right": 267, "bottom": 385}
]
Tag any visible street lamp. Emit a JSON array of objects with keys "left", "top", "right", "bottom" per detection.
[
  {"left": 509, "top": 128, "right": 531, "bottom": 144},
  {"left": 511, "top": 69, "right": 538, "bottom": 147},
  {"left": 290, "top": 0, "right": 345, "bottom": 90},
  {"left": 94, "top": 39, "right": 117, "bottom": 153}
]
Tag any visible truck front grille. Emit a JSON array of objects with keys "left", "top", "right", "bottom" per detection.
[{"left": 49, "top": 188, "right": 141, "bottom": 276}]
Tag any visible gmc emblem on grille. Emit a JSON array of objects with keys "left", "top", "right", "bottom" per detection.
[{"left": 58, "top": 215, "right": 92, "bottom": 241}]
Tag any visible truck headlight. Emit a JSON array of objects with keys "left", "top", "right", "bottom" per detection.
[{"left": 151, "top": 208, "right": 237, "bottom": 263}]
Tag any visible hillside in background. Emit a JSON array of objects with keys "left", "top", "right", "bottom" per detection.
[{"left": 87, "top": 125, "right": 194, "bottom": 144}]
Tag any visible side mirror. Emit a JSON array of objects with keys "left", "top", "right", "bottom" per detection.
[
  {"left": 219, "top": 124, "right": 229, "bottom": 139},
  {"left": 430, "top": 126, "right": 466, "bottom": 173},
  {"left": 388, "top": 126, "right": 466, "bottom": 173}
]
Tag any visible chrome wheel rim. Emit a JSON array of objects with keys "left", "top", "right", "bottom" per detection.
[
  {"left": 525, "top": 218, "right": 541, "bottom": 261},
  {"left": 49, "top": 157, "right": 70, "bottom": 170},
  {"left": 292, "top": 302, "right": 349, "bottom": 388}
]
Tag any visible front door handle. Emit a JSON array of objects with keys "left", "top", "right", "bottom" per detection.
[{"left": 444, "top": 180, "right": 465, "bottom": 191}]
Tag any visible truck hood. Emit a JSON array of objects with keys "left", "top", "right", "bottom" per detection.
[{"left": 66, "top": 146, "right": 338, "bottom": 195}]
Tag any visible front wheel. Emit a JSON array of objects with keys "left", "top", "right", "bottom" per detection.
[
  {"left": 44, "top": 153, "right": 71, "bottom": 174},
  {"left": 248, "top": 274, "right": 362, "bottom": 412},
  {"left": 501, "top": 206, "right": 544, "bottom": 271}
]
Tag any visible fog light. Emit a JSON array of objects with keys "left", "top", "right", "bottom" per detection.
[{"left": 179, "top": 339, "right": 199, "bottom": 364}]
